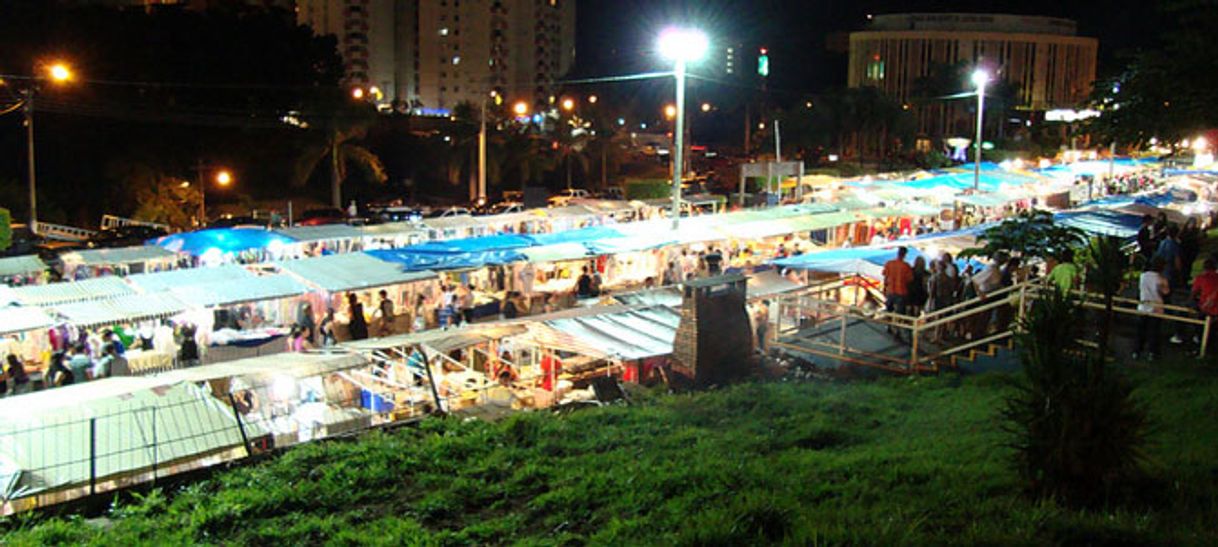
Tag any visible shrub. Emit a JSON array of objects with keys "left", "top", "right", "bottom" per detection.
[
  {"left": 0, "top": 208, "right": 10, "bottom": 251},
  {"left": 623, "top": 179, "right": 670, "bottom": 200},
  {"left": 1005, "top": 290, "right": 1149, "bottom": 504}
]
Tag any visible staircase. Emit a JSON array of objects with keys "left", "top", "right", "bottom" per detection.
[{"left": 946, "top": 339, "right": 1020, "bottom": 373}]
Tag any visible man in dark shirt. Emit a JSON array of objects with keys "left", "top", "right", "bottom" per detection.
[
  {"left": 1136, "top": 215, "right": 1154, "bottom": 261},
  {"left": 705, "top": 248, "right": 723, "bottom": 276},
  {"left": 576, "top": 266, "right": 594, "bottom": 298}
]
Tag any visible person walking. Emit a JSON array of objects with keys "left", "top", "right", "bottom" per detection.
[
  {"left": 1134, "top": 257, "right": 1171, "bottom": 361},
  {"left": 907, "top": 256, "right": 930, "bottom": 318},
  {"left": 882, "top": 247, "right": 914, "bottom": 336},
  {"left": 347, "top": 293, "right": 369, "bottom": 340},
  {"left": 7, "top": 355, "right": 30, "bottom": 395},
  {"left": 319, "top": 308, "right": 338, "bottom": 346},
  {"left": 1048, "top": 248, "right": 1080, "bottom": 295},
  {"left": 1190, "top": 258, "right": 1218, "bottom": 352},
  {"left": 376, "top": 289, "right": 396, "bottom": 336}
]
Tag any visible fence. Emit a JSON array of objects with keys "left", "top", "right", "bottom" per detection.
[
  {"left": 99, "top": 215, "right": 172, "bottom": 233},
  {"left": 770, "top": 275, "right": 1213, "bottom": 373}
]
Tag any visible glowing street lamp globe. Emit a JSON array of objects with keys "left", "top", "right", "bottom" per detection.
[
  {"left": 48, "top": 63, "right": 73, "bottom": 83},
  {"left": 657, "top": 27, "right": 709, "bottom": 63},
  {"left": 971, "top": 69, "right": 990, "bottom": 89}
]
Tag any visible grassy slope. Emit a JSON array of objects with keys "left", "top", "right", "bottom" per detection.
[{"left": 6, "top": 362, "right": 1218, "bottom": 545}]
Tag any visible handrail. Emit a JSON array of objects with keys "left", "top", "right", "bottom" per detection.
[{"left": 99, "top": 215, "right": 172, "bottom": 233}]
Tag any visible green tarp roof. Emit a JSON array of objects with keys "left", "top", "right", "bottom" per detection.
[
  {"left": 12, "top": 276, "right": 135, "bottom": 306},
  {"left": 0, "top": 256, "right": 47, "bottom": 277}
]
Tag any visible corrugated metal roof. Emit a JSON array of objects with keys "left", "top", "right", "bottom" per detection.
[
  {"left": 520, "top": 243, "right": 592, "bottom": 263},
  {"left": 48, "top": 292, "right": 187, "bottom": 327},
  {"left": 60, "top": 246, "right": 177, "bottom": 266},
  {"left": 0, "top": 255, "right": 47, "bottom": 277},
  {"left": 0, "top": 306, "right": 54, "bottom": 335},
  {"left": 278, "top": 253, "right": 437, "bottom": 292},
  {"left": 0, "top": 378, "right": 266, "bottom": 498},
  {"left": 125, "top": 264, "right": 254, "bottom": 293},
  {"left": 157, "top": 352, "right": 369, "bottom": 385},
  {"left": 12, "top": 276, "right": 135, "bottom": 306},
  {"left": 169, "top": 273, "right": 309, "bottom": 308},
  {"left": 542, "top": 305, "right": 681, "bottom": 360},
  {"left": 273, "top": 224, "right": 364, "bottom": 242}
]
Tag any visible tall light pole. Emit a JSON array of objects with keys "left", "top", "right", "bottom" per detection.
[
  {"left": 971, "top": 69, "right": 989, "bottom": 191},
  {"left": 192, "top": 163, "right": 232, "bottom": 227},
  {"left": 15, "top": 62, "right": 74, "bottom": 233},
  {"left": 658, "top": 27, "right": 709, "bottom": 230}
]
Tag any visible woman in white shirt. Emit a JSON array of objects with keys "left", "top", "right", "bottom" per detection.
[{"left": 1134, "top": 257, "right": 1171, "bottom": 361}]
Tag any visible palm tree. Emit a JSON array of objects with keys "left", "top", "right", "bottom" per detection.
[
  {"left": 292, "top": 91, "right": 387, "bottom": 207},
  {"left": 500, "top": 130, "right": 550, "bottom": 193},
  {"left": 552, "top": 129, "right": 590, "bottom": 191}
]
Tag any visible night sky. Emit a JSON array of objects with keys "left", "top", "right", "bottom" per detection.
[{"left": 572, "top": 0, "right": 1168, "bottom": 94}]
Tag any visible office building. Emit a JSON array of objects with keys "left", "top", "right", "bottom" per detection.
[{"left": 848, "top": 13, "right": 1098, "bottom": 138}]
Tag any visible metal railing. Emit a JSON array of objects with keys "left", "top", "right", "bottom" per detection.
[
  {"left": 32, "top": 221, "right": 96, "bottom": 242},
  {"left": 99, "top": 215, "right": 172, "bottom": 233},
  {"left": 769, "top": 275, "right": 1213, "bottom": 373}
]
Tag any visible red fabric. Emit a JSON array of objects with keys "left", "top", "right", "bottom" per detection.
[
  {"left": 1193, "top": 270, "right": 1218, "bottom": 316},
  {"left": 540, "top": 354, "right": 562, "bottom": 391}
]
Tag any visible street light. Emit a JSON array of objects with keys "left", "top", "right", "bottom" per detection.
[
  {"left": 971, "top": 69, "right": 989, "bottom": 191},
  {"left": 561, "top": 97, "right": 575, "bottom": 112},
  {"left": 351, "top": 87, "right": 365, "bottom": 100},
  {"left": 700, "top": 102, "right": 712, "bottom": 113},
  {"left": 195, "top": 165, "right": 233, "bottom": 226},
  {"left": 15, "top": 61, "right": 76, "bottom": 233},
  {"left": 658, "top": 26, "right": 708, "bottom": 229},
  {"left": 663, "top": 104, "right": 677, "bottom": 120},
  {"left": 513, "top": 101, "right": 529, "bottom": 117},
  {"left": 588, "top": 95, "right": 598, "bottom": 104}
]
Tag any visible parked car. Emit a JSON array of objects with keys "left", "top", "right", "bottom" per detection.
[
  {"left": 597, "top": 187, "right": 625, "bottom": 200},
  {"left": 425, "top": 206, "right": 473, "bottom": 218},
  {"left": 207, "top": 215, "right": 264, "bottom": 229},
  {"left": 547, "top": 189, "right": 591, "bottom": 206},
  {"left": 296, "top": 208, "right": 348, "bottom": 226},
  {"left": 368, "top": 205, "right": 424, "bottom": 223},
  {"left": 484, "top": 201, "right": 524, "bottom": 215},
  {"left": 87, "top": 225, "right": 169, "bottom": 248}
]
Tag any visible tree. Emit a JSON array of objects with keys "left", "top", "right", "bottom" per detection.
[
  {"left": 1084, "top": 236, "right": 1131, "bottom": 366},
  {"left": 1086, "top": 2, "right": 1218, "bottom": 148},
  {"left": 108, "top": 160, "right": 199, "bottom": 230},
  {"left": 0, "top": 208, "right": 11, "bottom": 252},
  {"left": 292, "top": 91, "right": 387, "bottom": 207},
  {"left": 959, "top": 210, "right": 1086, "bottom": 261},
  {"left": 552, "top": 129, "right": 590, "bottom": 191},
  {"left": 1005, "top": 290, "right": 1149, "bottom": 504}
]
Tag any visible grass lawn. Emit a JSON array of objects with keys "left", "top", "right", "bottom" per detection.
[{"left": 5, "top": 360, "right": 1218, "bottom": 545}]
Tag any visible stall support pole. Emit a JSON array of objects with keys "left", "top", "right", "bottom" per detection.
[
  {"left": 910, "top": 322, "right": 920, "bottom": 371},
  {"left": 421, "top": 351, "right": 446, "bottom": 414},
  {"left": 227, "top": 393, "right": 254, "bottom": 457},
  {"left": 150, "top": 406, "right": 158, "bottom": 486},
  {"left": 89, "top": 418, "right": 97, "bottom": 496},
  {"left": 1201, "top": 316, "right": 1212, "bottom": 359},
  {"left": 839, "top": 313, "right": 847, "bottom": 355}
]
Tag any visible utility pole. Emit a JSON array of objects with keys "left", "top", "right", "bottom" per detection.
[{"left": 23, "top": 88, "right": 37, "bottom": 233}]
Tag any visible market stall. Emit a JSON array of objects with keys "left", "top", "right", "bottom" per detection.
[
  {"left": 0, "top": 304, "right": 54, "bottom": 364},
  {"left": 0, "top": 255, "right": 49, "bottom": 286},
  {"left": 157, "top": 352, "right": 376, "bottom": 446},
  {"left": 0, "top": 375, "right": 269, "bottom": 514},
  {"left": 45, "top": 292, "right": 188, "bottom": 373},
  {"left": 59, "top": 246, "right": 180, "bottom": 279},
  {"left": 277, "top": 253, "right": 440, "bottom": 339},
  {"left": 272, "top": 224, "right": 366, "bottom": 260},
  {"left": 359, "top": 222, "right": 427, "bottom": 250}
]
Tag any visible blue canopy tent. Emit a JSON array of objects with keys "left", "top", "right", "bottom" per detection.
[
  {"left": 526, "top": 225, "right": 625, "bottom": 246},
  {"left": 773, "top": 246, "right": 982, "bottom": 279},
  {"left": 151, "top": 228, "right": 295, "bottom": 257},
  {"left": 365, "top": 248, "right": 526, "bottom": 272},
  {"left": 1054, "top": 210, "right": 1143, "bottom": 239}
]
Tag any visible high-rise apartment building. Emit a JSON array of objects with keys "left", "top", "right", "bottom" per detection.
[{"left": 296, "top": 0, "right": 575, "bottom": 115}]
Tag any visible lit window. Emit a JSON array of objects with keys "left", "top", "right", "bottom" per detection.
[
  {"left": 440, "top": 28, "right": 449, "bottom": 36},
  {"left": 452, "top": 56, "right": 461, "bottom": 65},
  {"left": 866, "top": 60, "right": 885, "bottom": 80}
]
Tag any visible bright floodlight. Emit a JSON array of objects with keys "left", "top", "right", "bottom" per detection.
[
  {"left": 1195, "top": 136, "right": 1209, "bottom": 151},
  {"left": 215, "top": 170, "right": 233, "bottom": 186},
  {"left": 48, "top": 63, "right": 72, "bottom": 83},
  {"left": 658, "top": 27, "right": 709, "bottom": 62},
  {"left": 971, "top": 69, "right": 989, "bottom": 88}
]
